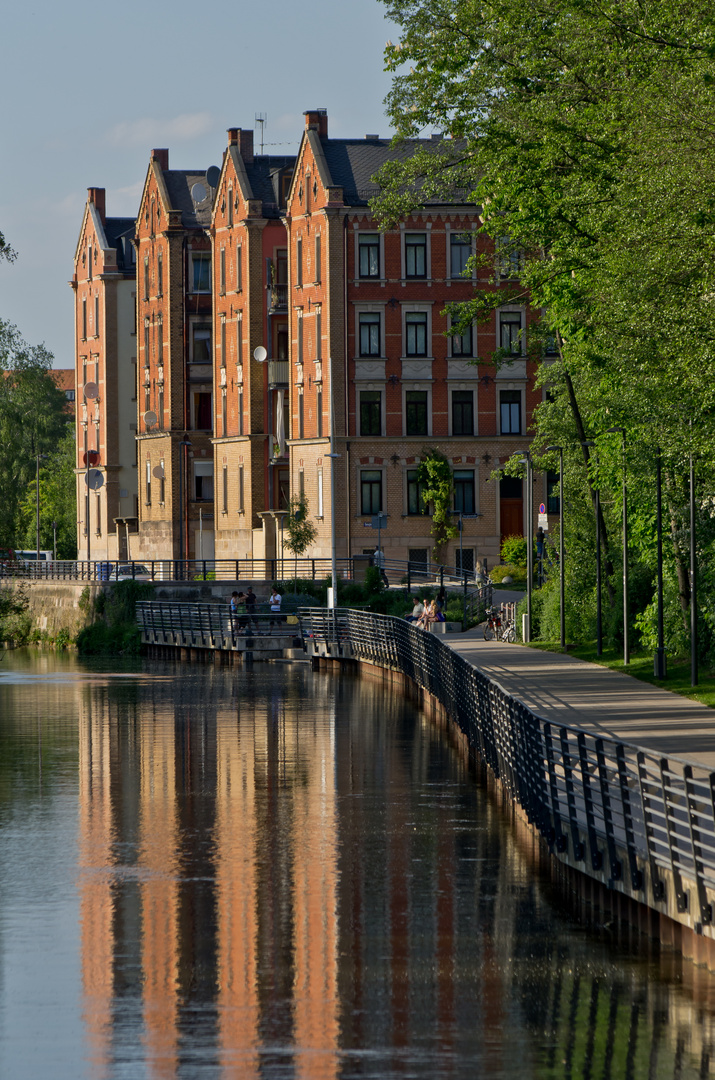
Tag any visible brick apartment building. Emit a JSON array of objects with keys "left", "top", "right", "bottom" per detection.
[
  {"left": 210, "top": 129, "right": 295, "bottom": 562},
  {"left": 74, "top": 114, "right": 550, "bottom": 572},
  {"left": 71, "top": 188, "right": 138, "bottom": 562},
  {"left": 133, "top": 148, "right": 215, "bottom": 561},
  {"left": 284, "top": 109, "right": 543, "bottom": 576}
]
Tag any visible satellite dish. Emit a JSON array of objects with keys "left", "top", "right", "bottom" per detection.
[
  {"left": 83, "top": 381, "right": 99, "bottom": 400},
  {"left": 206, "top": 166, "right": 221, "bottom": 188},
  {"left": 85, "top": 469, "right": 104, "bottom": 490},
  {"left": 144, "top": 410, "right": 157, "bottom": 428},
  {"left": 152, "top": 465, "right": 165, "bottom": 479},
  {"left": 190, "top": 182, "right": 208, "bottom": 204},
  {"left": 253, "top": 345, "right": 267, "bottom": 363}
]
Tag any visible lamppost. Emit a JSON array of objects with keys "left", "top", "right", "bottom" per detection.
[
  {"left": 516, "top": 450, "right": 533, "bottom": 642},
  {"left": 178, "top": 435, "right": 191, "bottom": 578},
  {"left": 607, "top": 426, "right": 629, "bottom": 666},
  {"left": 545, "top": 445, "right": 565, "bottom": 650},
  {"left": 654, "top": 447, "right": 667, "bottom": 678},
  {"left": 581, "top": 440, "right": 602, "bottom": 656},
  {"left": 36, "top": 452, "right": 48, "bottom": 561},
  {"left": 690, "top": 445, "right": 698, "bottom": 686},
  {"left": 52, "top": 520, "right": 58, "bottom": 562}
]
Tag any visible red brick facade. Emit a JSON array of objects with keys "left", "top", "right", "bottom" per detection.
[{"left": 75, "top": 113, "right": 550, "bottom": 572}]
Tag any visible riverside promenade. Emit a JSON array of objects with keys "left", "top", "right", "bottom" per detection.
[{"left": 447, "top": 627, "right": 715, "bottom": 770}]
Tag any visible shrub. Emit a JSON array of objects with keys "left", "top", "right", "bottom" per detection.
[{"left": 500, "top": 535, "right": 528, "bottom": 567}]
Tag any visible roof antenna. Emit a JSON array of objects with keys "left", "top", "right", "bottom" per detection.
[{"left": 255, "top": 113, "right": 267, "bottom": 154}]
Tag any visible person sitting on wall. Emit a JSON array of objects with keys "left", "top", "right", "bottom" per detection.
[
  {"left": 416, "top": 597, "right": 434, "bottom": 630},
  {"left": 245, "top": 586, "right": 259, "bottom": 634},
  {"left": 235, "top": 592, "right": 249, "bottom": 633},
  {"left": 405, "top": 595, "right": 424, "bottom": 623}
]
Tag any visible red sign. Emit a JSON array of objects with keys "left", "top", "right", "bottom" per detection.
[{"left": 83, "top": 450, "right": 100, "bottom": 466}]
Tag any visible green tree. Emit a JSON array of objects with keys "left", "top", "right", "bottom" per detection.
[
  {"left": 416, "top": 448, "right": 458, "bottom": 556},
  {"left": 376, "top": 0, "right": 715, "bottom": 655},
  {"left": 283, "top": 492, "right": 318, "bottom": 585},
  {"left": 0, "top": 320, "right": 69, "bottom": 549},
  {"left": 17, "top": 427, "right": 77, "bottom": 558}
]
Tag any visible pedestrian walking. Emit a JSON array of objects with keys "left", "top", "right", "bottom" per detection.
[{"left": 269, "top": 586, "right": 282, "bottom": 632}]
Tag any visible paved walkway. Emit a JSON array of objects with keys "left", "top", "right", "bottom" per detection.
[{"left": 447, "top": 593, "right": 715, "bottom": 769}]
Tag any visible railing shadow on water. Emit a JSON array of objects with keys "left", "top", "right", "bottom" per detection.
[{"left": 297, "top": 605, "right": 715, "bottom": 941}]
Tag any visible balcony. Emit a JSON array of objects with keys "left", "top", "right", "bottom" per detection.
[
  {"left": 268, "top": 283, "right": 288, "bottom": 312},
  {"left": 268, "top": 360, "right": 289, "bottom": 387}
]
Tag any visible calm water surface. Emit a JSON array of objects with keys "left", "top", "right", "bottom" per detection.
[{"left": 1, "top": 649, "right": 714, "bottom": 1079}]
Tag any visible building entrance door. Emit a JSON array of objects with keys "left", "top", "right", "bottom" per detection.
[{"left": 500, "top": 476, "right": 523, "bottom": 544}]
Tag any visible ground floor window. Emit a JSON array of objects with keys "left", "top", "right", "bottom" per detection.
[{"left": 361, "top": 470, "right": 383, "bottom": 515}]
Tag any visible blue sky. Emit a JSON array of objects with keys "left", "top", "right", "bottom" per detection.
[{"left": 0, "top": 0, "right": 399, "bottom": 368}]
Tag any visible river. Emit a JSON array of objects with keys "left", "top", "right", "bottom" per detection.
[{"left": 0, "top": 649, "right": 713, "bottom": 1078}]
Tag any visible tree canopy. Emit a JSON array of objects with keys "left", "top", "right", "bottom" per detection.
[
  {"left": 375, "top": 0, "right": 715, "bottom": 657},
  {"left": 0, "top": 320, "right": 72, "bottom": 550}
]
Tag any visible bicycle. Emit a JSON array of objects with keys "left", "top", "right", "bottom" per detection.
[
  {"left": 501, "top": 617, "right": 517, "bottom": 643},
  {"left": 483, "top": 607, "right": 502, "bottom": 641}
]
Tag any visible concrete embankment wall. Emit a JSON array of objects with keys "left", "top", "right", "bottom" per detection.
[{"left": 5, "top": 579, "right": 279, "bottom": 644}]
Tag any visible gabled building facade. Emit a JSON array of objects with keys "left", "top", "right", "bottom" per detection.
[
  {"left": 210, "top": 129, "right": 295, "bottom": 562},
  {"left": 284, "top": 110, "right": 543, "bottom": 575},
  {"left": 71, "top": 187, "right": 137, "bottom": 561},
  {"left": 134, "top": 149, "right": 214, "bottom": 562}
]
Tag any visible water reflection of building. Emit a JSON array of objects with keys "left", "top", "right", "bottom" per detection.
[
  {"left": 77, "top": 668, "right": 340, "bottom": 1078},
  {"left": 73, "top": 666, "right": 715, "bottom": 1078}
]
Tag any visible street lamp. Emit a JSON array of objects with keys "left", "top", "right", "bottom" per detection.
[
  {"left": 654, "top": 447, "right": 667, "bottom": 678},
  {"left": 545, "top": 445, "right": 565, "bottom": 650},
  {"left": 178, "top": 435, "right": 192, "bottom": 577},
  {"left": 690, "top": 443, "right": 698, "bottom": 687},
  {"left": 516, "top": 450, "right": 533, "bottom": 642},
  {"left": 36, "top": 452, "right": 48, "bottom": 563},
  {"left": 607, "top": 427, "right": 629, "bottom": 665},
  {"left": 581, "top": 441, "right": 602, "bottom": 656}
]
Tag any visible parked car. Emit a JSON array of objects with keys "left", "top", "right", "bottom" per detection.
[{"left": 115, "top": 563, "right": 152, "bottom": 582}]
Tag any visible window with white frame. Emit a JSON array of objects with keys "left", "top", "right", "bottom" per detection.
[
  {"left": 450, "top": 316, "right": 473, "bottom": 357},
  {"left": 450, "top": 234, "right": 471, "bottom": 278},
  {"left": 500, "top": 389, "right": 522, "bottom": 434},
  {"left": 360, "top": 470, "right": 383, "bottom": 515},
  {"left": 190, "top": 252, "right": 211, "bottom": 293},
  {"left": 451, "top": 390, "right": 474, "bottom": 436},
  {"left": 406, "top": 470, "right": 429, "bottom": 515},
  {"left": 405, "top": 233, "right": 427, "bottom": 278},
  {"left": 360, "top": 390, "right": 382, "bottom": 436},
  {"left": 499, "top": 311, "right": 523, "bottom": 355},
  {"left": 358, "top": 234, "right": 380, "bottom": 278},
  {"left": 405, "top": 390, "right": 428, "bottom": 435},
  {"left": 359, "top": 312, "right": 381, "bottom": 356},
  {"left": 453, "top": 470, "right": 476, "bottom": 514},
  {"left": 405, "top": 312, "right": 428, "bottom": 357}
]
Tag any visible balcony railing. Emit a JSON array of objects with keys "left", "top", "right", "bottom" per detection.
[
  {"left": 268, "top": 283, "right": 288, "bottom": 311},
  {"left": 268, "top": 360, "right": 289, "bottom": 387}
]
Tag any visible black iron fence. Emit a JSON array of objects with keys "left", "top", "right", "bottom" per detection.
[
  {"left": 298, "top": 608, "right": 715, "bottom": 923},
  {"left": 0, "top": 555, "right": 489, "bottom": 589},
  {"left": 137, "top": 601, "right": 303, "bottom": 650}
]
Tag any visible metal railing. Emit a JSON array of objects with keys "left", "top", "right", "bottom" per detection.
[
  {"left": 0, "top": 555, "right": 492, "bottom": 589},
  {"left": 137, "top": 601, "right": 303, "bottom": 650},
  {"left": 297, "top": 608, "right": 715, "bottom": 923}
]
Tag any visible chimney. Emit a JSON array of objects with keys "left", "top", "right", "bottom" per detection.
[
  {"left": 238, "top": 129, "right": 254, "bottom": 164},
  {"left": 304, "top": 109, "right": 328, "bottom": 139},
  {"left": 151, "top": 148, "right": 169, "bottom": 170},
  {"left": 227, "top": 128, "right": 239, "bottom": 146},
  {"left": 87, "top": 187, "right": 106, "bottom": 223}
]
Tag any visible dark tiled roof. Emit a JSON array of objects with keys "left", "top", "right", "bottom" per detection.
[
  {"left": 321, "top": 138, "right": 473, "bottom": 207},
  {"left": 245, "top": 155, "right": 296, "bottom": 217},
  {"left": 104, "top": 217, "right": 136, "bottom": 273},
  {"left": 163, "top": 171, "right": 215, "bottom": 227}
]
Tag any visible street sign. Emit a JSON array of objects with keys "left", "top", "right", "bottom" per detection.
[
  {"left": 371, "top": 513, "right": 388, "bottom": 529},
  {"left": 538, "top": 512, "right": 549, "bottom": 530},
  {"left": 539, "top": 503, "right": 546, "bottom": 514},
  {"left": 82, "top": 450, "right": 100, "bottom": 466}
]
